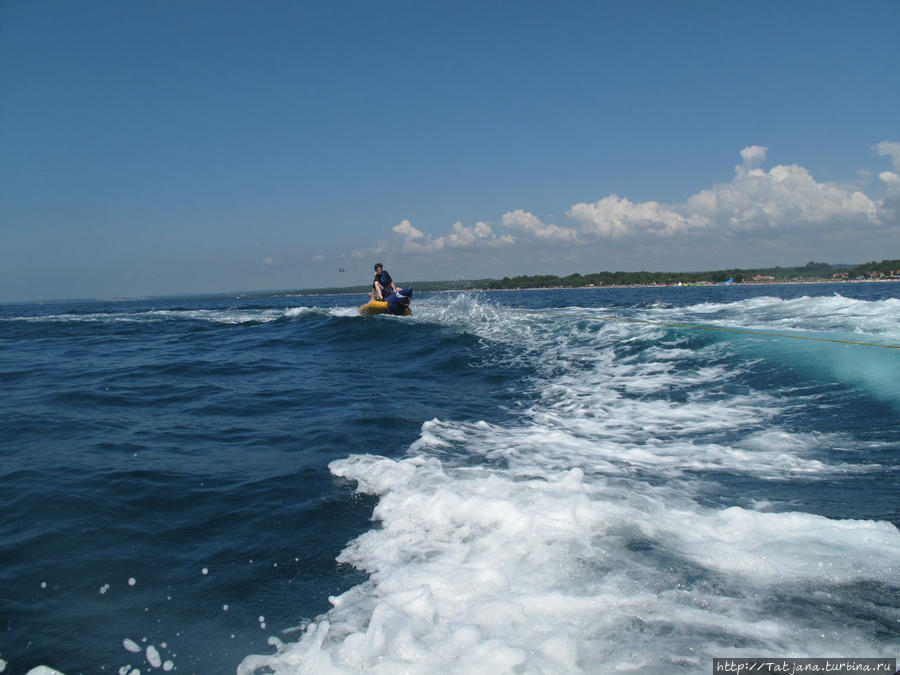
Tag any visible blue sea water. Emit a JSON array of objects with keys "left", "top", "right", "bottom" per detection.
[{"left": 1, "top": 283, "right": 898, "bottom": 674}]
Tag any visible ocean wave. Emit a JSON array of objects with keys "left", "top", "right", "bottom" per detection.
[
  {"left": 5, "top": 285, "right": 897, "bottom": 673},
  {"left": 239, "top": 289, "right": 899, "bottom": 673}
]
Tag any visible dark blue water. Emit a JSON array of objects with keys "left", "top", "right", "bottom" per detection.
[{"left": 1, "top": 284, "right": 898, "bottom": 674}]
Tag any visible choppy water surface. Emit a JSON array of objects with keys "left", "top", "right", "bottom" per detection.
[{"left": 1, "top": 283, "right": 897, "bottom": 673}]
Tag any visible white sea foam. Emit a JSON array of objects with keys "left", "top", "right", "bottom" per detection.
[
  {"left": 6, "top": 305, "right": 332, "bottom": 325},
  {"left": 330, "top": 307, "right": 362, "bottom": 318},
  {"left": 548, "top": 297, "right": 900, "bottom": 410},
  {"left": 147, "top": 308, "right": 288, "bottom": 324},
  {"left": 645, "top": 293, "right": 900, "bottom": 342},
  {"left": 240, "top": 292, "right": 900, "bottom": 673},
  {"left": 240, "top": 453, "right": 898, "bottom": 673},
  {"left": 5, "top": 311, "right": 146, "bottom": 323},
  {"left": 283, "top": 307, "right": 324, "bottom": 319}
]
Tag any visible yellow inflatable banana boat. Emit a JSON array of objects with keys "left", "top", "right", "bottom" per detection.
[{"left": 359, "top": 287, "right": 414, "bottom": 316}]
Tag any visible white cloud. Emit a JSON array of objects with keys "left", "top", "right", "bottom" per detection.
[
  {"left": 263, "top": 257, "right": 275, "bottom": 265},
  {"left": 740, "top": 145, "right": 768, "bottom": 169},
  {"left": 352, "top": 144, "right": 897, "bottom": 273},
  {"left": 313, "top": 253, "right": 325, "bottom": 261},
  {"left": 876, "top": 141, "right": 900, "bottom": 170},
  {"left": 875, "top": 141, "right": 900, "bottom": 205},
  {"left": 393, "top": 219, "right": 514, "bottom": 254},
  {"left": 568, "top": 195, "right": 707, "bottom": 237},
  {"left": 688, "top": 161, "right": 881, "bottom": 230},
  {"left": 393, "top": 219, "right": 425, "bottom": 240},
  {"left": 350, "top": 246, "right": 383, "bottom": 259},
  {"left": 500, "top": 210, "right": 578, "bottom": 241},
  {"left": 569, "top": 148, "right": 884, "bottom": 239}
]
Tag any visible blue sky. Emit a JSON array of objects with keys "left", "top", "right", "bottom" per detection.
[{"left": 1, "top": 0, "right": 898, "bottom": 301}]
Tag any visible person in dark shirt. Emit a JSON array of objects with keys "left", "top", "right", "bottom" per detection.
[{"left": 371, "top": 263, "right": 398, "bottom": 301}]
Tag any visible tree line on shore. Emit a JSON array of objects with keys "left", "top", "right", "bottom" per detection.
[
  {"left": 476, "top": 259, "right": 900, "bottom": 290},
  {"left": 306, "top": 259, "right": 900, "bottom": 295}
]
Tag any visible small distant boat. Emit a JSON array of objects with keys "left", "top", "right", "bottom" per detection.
[{"left": 359, "top": 287, "right": 413, "bottom": 316}]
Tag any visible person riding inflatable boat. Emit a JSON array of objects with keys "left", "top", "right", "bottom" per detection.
[{"left": 359, "top": 287, "right": 413, "bottom": 316}]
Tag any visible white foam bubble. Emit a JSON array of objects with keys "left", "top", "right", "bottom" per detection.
[{"left": 146, "top": 645, "right": 161, "bottom": 668}]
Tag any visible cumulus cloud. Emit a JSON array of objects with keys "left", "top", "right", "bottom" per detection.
[
  {"left": 393, "top": 219, "right": 514, "bottom": 254},
  {"left": 875, "top": 141, "right": 900, "bottom": 202},
  {"left": 393, "top": 219, "right": 425, "bottom": 240},
  {"left": 360, "top": 143, "right": 897, "bottom": 268},
  {"left": 876, "top": 141, "right": 900, "bottom": 170},
  {"left": 568, "top": 147, "right": 884, "bottom": 239},
  {"left": 350, "top": 246, "right": 383, "bottom": 259},
  {"left": 880, "top": 170, "right": 900, "bottom": 190},
  {"left": 568, "top": 195, "right": 708, "bottom": 237},
  {"left": 500, "top": 210, "right": 578, "bottom": 241},
  {"left": 740, "top": 145, "right": 768, "bottom": 169},
  {"left": 687, "top": 161, "right": 881, "bottom": 230}
]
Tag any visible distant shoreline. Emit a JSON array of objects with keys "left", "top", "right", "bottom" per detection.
[
  {"left": 470, "top": 278, "right": 900, "bottom": 292},
  {"left": 287, "top": 259, "right": 900, "bottom": 298},
  {"left": 281, "top": 277, "right": 899, "bottom": 299},
  {"left": 7, "top": 277, "right": 897, "bottom": 306}
]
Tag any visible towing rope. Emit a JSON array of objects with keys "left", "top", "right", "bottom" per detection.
[{"left": 507, "top": 309, "right": 900, "bottom": 350}]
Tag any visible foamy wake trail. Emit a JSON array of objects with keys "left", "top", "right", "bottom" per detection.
[
  {"left": 645, "top": 293, "right": 900, "bottom": 342},
  {"left": 239, "top": 453, "right": 898, "bottom": 674},
  {"left": 7, "top": 306, "right": 332, "bottom": 324},
  {"left": 239, "top": 294, "right": 899, "bottom": 673},
  {"left": 150, "top": 306, "right": 326, "bottom": 323}
]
